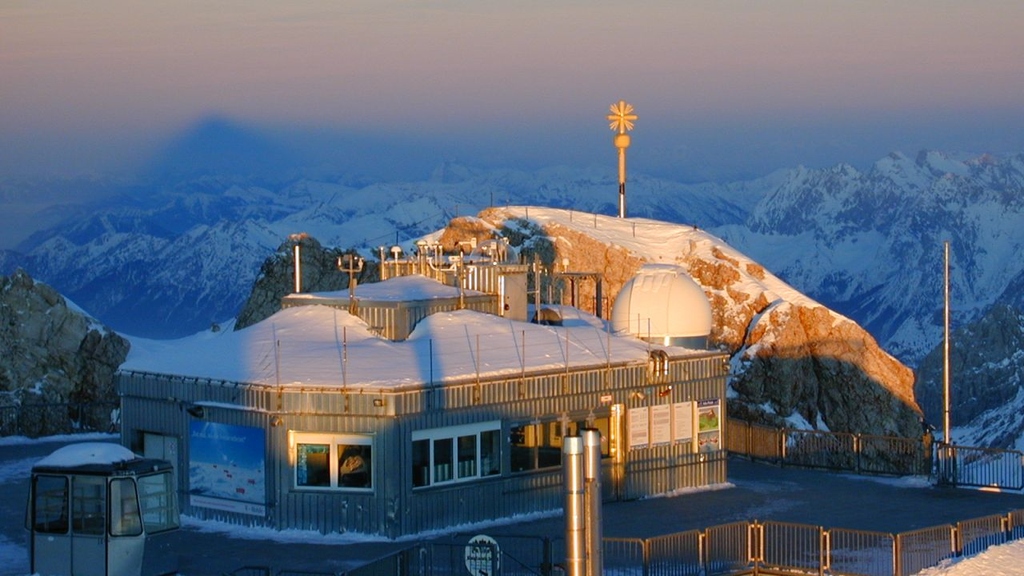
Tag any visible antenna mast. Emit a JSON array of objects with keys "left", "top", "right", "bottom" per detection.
[{"left": 943, "top": 240, "right": 952, "bottom": 444}]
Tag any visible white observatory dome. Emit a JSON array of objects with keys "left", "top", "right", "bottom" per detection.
[{"left": 611, "top": 264, "right": 712, "bottom": 348}]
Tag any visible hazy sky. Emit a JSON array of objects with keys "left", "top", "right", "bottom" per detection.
[{"left": 2, "top": 0, "right": 1023, "bottom": 181}]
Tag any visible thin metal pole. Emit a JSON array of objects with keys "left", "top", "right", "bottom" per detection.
[
  {"left": 293, "top": 243, "right": 301, "bottom": 293},
  {"left": 943, "top": 241, "right": 952, "bottom": 444}
]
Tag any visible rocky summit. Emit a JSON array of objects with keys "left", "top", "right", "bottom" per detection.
[
  {"left": 0, "top": 269, "right": 129, "bottom": 436},
  {"left": 454, "top": 207, "right": 923, "bottom": 439}
]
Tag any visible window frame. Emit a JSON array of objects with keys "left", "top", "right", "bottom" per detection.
[
  {"left": 412, "top": 421, "right": 501, "bottom": 489},
  {"left": 291, "top": 432, "right": 374, "bottom": 493}
]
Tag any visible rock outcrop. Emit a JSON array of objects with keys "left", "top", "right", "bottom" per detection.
[
  {"left": 464, "top": 207, "right": 922, "bottom": 438},
  {"left": 915, "top": 304, "right": 1024, "bottom": 447},
  {"left": 235, "top": 235, "right": 375, "bottom": 330},
  {"left": 0, "top": 269, "right": 129, "bottom": 436}
]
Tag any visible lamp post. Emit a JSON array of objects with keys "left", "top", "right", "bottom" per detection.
[{"left": 607, "top": 100, "right": 637, "bottom": 219}]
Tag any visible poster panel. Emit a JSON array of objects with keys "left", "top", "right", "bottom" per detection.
[
  {"left": 650, "top": 404, "right": 672, "bottom": 447},
  {"left": 189, "top": 421, "right": 267, "bottom": 516},
  {"left": 697, "top": 400, "right": 721, "bottom": 453},
  {"left": 673, "top": 401, "right": 694, "bottom": 442},
  {"left": 628, "top": 407, "right": 649, "bottom": 450}
]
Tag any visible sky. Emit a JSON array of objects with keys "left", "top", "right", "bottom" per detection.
[{"left": 2, "top": 1, "right": 1024, "bottom": 183}]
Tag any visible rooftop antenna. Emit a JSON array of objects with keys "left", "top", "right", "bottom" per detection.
[
  {"left": 607, "top": 100, "right": 637, "bottom": 218},
  {"left": 338, "top": 253, "right": 364, "bottom": 315}
]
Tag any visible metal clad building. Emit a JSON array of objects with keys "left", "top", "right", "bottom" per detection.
[{"left": 118, "top": 262, "right": 729, "bottom": 538}]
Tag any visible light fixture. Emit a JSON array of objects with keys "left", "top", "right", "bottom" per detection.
[
  {"left": 372, "top": 398, "right": 386, "bottom": 408},
  {"left": 270, "top": 416, "right": 284, "bottom": 427},
  {"left": 186, "top": 405, "right": 205, "bottom": 419}
]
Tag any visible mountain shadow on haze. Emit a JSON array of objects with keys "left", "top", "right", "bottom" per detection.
[{"left": 145, "top": 116, "right": 301, "bottom": 182}]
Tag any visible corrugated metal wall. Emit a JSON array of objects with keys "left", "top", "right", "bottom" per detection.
[{"left": 119, "top": 350, "right": 729, "bottom": 537}]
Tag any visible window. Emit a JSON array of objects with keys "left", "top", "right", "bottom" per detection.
[
  {"left": 412, "top": 421, "right": 500, "bottom": 488},
  {"left": 72, "top": 476, "right": 106, "bottom": 535},
  {"left": 110, "top": 478, "right": 142, "bottom": 537},
  {"left": 511, "top": 415, "right": 612, "bottom": 473},
  {"left": 138, "top": 471, "right": 179, "bottom": 533},
  {"left": 292, "top": 432, "right": 373, "bottom": 491},
  {"left": 29, "top": 475, "right": 68, "bottom": 534}
]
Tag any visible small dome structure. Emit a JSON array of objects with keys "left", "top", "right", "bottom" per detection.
[{"left": 611, "top": 264, "right": 712, "bottom": 348}]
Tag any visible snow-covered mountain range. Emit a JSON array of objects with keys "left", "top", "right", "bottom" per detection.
[
  {"left": 0, "top": 165, "right": 761, "bottom": 338},
  {"left": 3, "top": 150, "right": 1024, "bottom": 445},
  {"left": 4, "top": 150, "right": 1022, "bottom": 363}
]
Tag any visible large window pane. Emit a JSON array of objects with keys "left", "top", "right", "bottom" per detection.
[
  {"left": 110, "top": 478, "right": 142, "bottom": 537},
  {"left": 510, "top": 424, "right": 537, "bottom": 472},
  {"left": 31, "top": 475, "right": 68, "bottom": 534},
  {"left": 72, "top": 476, "right": 106, "bottom": 535},
  {"left": 434, "top": 438, "right": 453, "bottom": 482},
  {"left": 457, "top": 435, "right": 477, "bottom": 478},
  {"left": 481, "top": 430, "right": 500, "bottom": 476},
  {"left": 138, "top": 472, "right": 179, "bottom": 533},
  {"left": 412, "top": 439, "right": 430, "bottom": 487},
  {"left": 296, "top": 443, "right": 330, "bottom": 487},
  {"left": 338, "top": 444, "right": 371, "bottom": 488},
  {"left": 537, "top": 422, "right": 563, "bottom": 469}
]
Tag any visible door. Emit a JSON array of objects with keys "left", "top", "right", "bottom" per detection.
[
  {"left": 30, "top": 474, "right": 72, "bottom": 576},
  {"left": 71, "top": 475, "right": 107, "bottom": 576},
  {"left": 144, "top": 433, "right": 179, "bottom": 498}
]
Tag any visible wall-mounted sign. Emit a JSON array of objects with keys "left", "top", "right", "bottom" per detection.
[
  {"left": 628, "top": 406, "right": 650, "bottom": 450},
  {"left": 465, "top": 534, "right": 500, "bottom": 576},
  {"left": 673, "top": 401, "right": 694, "bottom": 442},
  {"left": 697, "top": 399, "right": 721, "bottom": 453},
  {"left": 189, "top": 421, "right": 267, "bottom": 516},
  {"left": 650, "top": 404, "right": 672, "bottom": 447}
]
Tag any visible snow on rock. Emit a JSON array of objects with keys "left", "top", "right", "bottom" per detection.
[{"left": 465, "top": 207, "right": 921, "bottom": 437}]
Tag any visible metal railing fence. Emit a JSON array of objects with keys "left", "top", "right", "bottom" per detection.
[
  {"left": 313, "top": 511, "right": 1024, "bottom": 576},
  {"left": 827, "top": 528, "right": 895, "bottom": 576},
  {"left": 726, "top": 418, "right": 931, "bottom": 477},
  {"left": 934, "top": 442, "right": 1024, "bottom": 490},
  {"left": 0, "top": 401, "right": 119, "bottom": 437},
  {"left": 606, "top": 511, "right": 1024, "bottom": 576},
  {"left": 729, "top": 418, "right": 1024, "bottom": 491}
]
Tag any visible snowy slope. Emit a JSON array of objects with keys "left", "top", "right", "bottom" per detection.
[
  {"left": 1, "top": 166, "right": 754, "bottom": 338},
  {"left": 3, "top": 150, "right": 1022, "bottom": 367},
  {"left": 715, "top": 151, "right": 1024, "bottom": 364}
]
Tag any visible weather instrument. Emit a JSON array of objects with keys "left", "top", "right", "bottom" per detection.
[{"left": 607, "top": 100, "right": 637, "bottom": 218}]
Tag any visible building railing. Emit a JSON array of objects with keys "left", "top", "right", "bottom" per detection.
[
  {"left": 727, "top": 417, "right": 1024, "bottom": 492},
  {"left": 726, "top": 417, "right": 933, "bottom": 477},
  {"left": 270, "top": 509, "right": 1022, "bottom": 576},
  {"left": 935, "top": 442, "right": 1024, "bottom": 490},
  {"left": 0, "top": 401, "right": 119, "bottom": 438}
]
